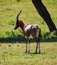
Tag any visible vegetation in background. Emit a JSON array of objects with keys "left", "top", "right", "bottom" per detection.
[{"left": 0, "top": 0, "right": 57, "bottom": 41}]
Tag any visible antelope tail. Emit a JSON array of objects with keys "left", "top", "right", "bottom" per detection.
[{"left": 16, "top": 9, "right": 22, "bottom": 20}]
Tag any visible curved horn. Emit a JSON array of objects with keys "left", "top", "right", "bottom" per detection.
[{"left": 16, "top": 9, "right": 22, "bottom": 20}]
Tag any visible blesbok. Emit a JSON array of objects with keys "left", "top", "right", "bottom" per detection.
[{"left": 14, "top": 10, "right": 41, "bottom": 53}]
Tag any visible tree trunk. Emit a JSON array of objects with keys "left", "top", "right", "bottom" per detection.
[{"left": 32, "top": 0, "right": 56, "bottom": 32}]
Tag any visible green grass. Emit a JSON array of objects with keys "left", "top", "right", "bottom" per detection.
[
  {"left": 0, "top": 42, "right": 57, "bottom": 65},
  {"left": 0, "top": 0, "right": 57, "bottom": 38}
]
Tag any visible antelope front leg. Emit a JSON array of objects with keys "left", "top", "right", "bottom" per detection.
[
  {"left": 25, "top": 38, "right": 27, "bottom": 53},
  {"left": 27, "top": 39, "right": 30, "bottom": 53},
  {"left": 25, "top": 38, "right": 30, "bottom": 53}
]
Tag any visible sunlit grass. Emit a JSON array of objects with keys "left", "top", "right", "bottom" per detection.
[
  {"left": 0, "top": 42, "right": 57, "bottom": 65},
  {"left": 0, "top": 0, "right": 57, "bottom": 38}
]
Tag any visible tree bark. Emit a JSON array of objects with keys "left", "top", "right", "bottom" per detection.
[{"left": 32, "top": 0, "right": 56, "bottom": 32}]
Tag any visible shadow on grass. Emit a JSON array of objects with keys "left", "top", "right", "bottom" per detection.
[
  {"left": 0, "top": 35, "right": 35, "bottom": 43},
  {"left": 30, "top": 52, "right": 46, "bottom": 55},
  {"left": 43, "top": 37, "right": 57, "bottom": 42},
  {"left": 0, "top": 35, "right": 57, "bottom": 43},
  {"left": 24, "top": 51, "right": 46, "bottom": 54},
  {"left": 0, "top": 35, "right": 25, "bottom": 43}
]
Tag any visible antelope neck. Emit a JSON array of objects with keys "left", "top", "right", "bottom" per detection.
[{"left": 19, "top": 21, "right": 25, "bottom": 30}]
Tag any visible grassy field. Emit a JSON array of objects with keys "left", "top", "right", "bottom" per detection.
[
  {"left": 0, "top": 42, "right": 57, "bottom": 65},
  {"left": 0, "top": 0, "right": 57, "bottom": 65}
]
